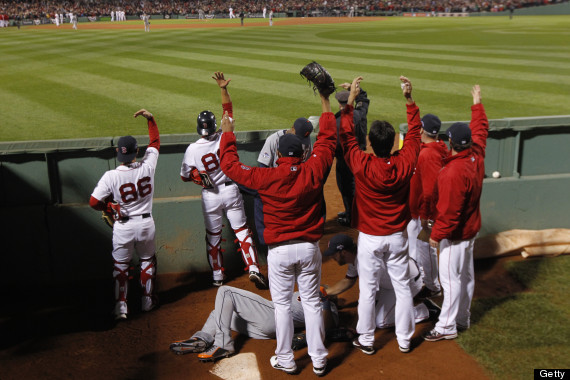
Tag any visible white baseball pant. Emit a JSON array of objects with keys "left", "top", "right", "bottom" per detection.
[
  {"left": 267, "top": 240, "right": 327, "bottom": 369},
  {"left": 356, "top": 231, "right": 415, "bottom": 349},
  {"left": 435, "top": 237, "right": 476, "bottom": 334}
]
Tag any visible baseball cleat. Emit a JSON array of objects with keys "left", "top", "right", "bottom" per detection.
[
  {"left": 337, "top": 216, "right": 351, "bottom": 227},
  {"left": 352, "top": 338, "right": 375, "bottom": 355},
  {"left": 423, "top": 298, "right": 442, "bottom": 321},
  {"left": 115, "top": 313, "right": 127, "bottom": 321},
  {"left": 212, "top": 279, "right": 224, "bottom": 287},
  {"left": 169, "top": 337, "right": 209, "bottom": 355},
  {"left": 313, "top": 361, "right": 327, "bottom": 376},
  {"left": 270, "top": 355, "right": 297, "bottom": 374},
  {"left": 197, "top": 345, "right": 233, "bottom": 362},
  {"left": 423, "top": 329, "right": 458, "bottom": 342},
  {"left": 249, "top": 271, "right": 268, "bottom": 289},
  {"left": 399, "top": 345, "right": 411, "bottom": 353}
]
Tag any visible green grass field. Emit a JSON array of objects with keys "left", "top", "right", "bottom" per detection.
[{"left": 0, "top": 16, "right": 569, "bottom": 142}]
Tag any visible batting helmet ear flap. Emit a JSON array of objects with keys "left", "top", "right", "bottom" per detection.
[{"left": 197, "top": 111, "right": 217, "bottom": 136}]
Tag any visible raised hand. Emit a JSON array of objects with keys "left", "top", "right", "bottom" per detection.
[
  {"left": 471, "top": 85, "right": 481, "bottom": 105},
  {"left": 212, "top": 71, "right": 231, "bottom": 89},
  {"left": 133, "top": 109, "right": 153, "bottom": 120}
]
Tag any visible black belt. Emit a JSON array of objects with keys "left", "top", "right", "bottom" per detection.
[
  {"left": 224, "top": 181, "right": 234, "bottom": 186},
  {"left": 120, "top": 213, "right": 151, "bottom": 222}
]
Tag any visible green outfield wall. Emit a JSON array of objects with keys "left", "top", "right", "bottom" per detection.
[{"left": 1, "top": 116, "right": 569, "bottom": 290}]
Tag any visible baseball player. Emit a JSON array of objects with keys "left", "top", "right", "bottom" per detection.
[
  {"left": 252, "top": 117, "right": 313, "bottom": 245},
  {"left": 424, "top": 85, "right": 488, "bottom": 341},
  {"left": 142, "top": 13, "right": 150, "bottom": 32},
  {"left": 334, "top": 84, "right": 370, "bottom": 227},
  {"left": 323, "top": 234, "right": 441, "bottom": 334},
  {"left": 269, "top": 10, "right": 273, "bottom": 26},
  {"left": 89, "top": 109, "right": 160, "bottom": 320},
  {"left": 180, "top": 72, "right": 267, "bottom": 289},
  {"left": 169, "top": 285, "right": 338, "bottom": 362},
  {"left": 229, "top": 6, "right": 235, "bottom": 18},
  {"left": 71, "top": 13, "right": 77, "bottom": 30},
  {"left": 338, "top": 76, "right": 421, "bottom": 354},
  {"left": 407, "top": 113, "right": 447, "bottom": 298},
  {"left": 219, "top": 85, "right": 339, "bottom": 376}
]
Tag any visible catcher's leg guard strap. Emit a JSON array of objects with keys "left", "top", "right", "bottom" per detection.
[
  {"left": 206, "top": 229, "right": 224, "bottom": 272},
  {"left": 113, "top": 260, "right": 131, "bottom": 303},
  {"left": 140, "top": 255, "right": 156, "bottom": 297},
  {"left": 234, "top": 225, "right": 259, "bottom": 271}
]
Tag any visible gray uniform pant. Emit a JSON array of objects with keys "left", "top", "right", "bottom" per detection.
[{"left": 193, "top": 286, "right": 277, "bottom": 351}]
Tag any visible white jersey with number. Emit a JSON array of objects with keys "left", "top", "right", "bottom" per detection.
[
  {"left": 180, "top": 132, "right": 228, "bottom": 187},
  {"left": 92, "top": 147, "right": 159, "bottom": 217}
]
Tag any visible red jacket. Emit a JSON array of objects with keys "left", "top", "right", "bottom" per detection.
[
  {"left": 431, "top": 104, "right": 489, "bottom": 242},
  {"left": 409, "top": 140, "right": 448, "bottom": 220},
  {"left": 339, "top": 103, "right": 421, "bottom": 236},
  {"left": 219, "top": 112, "right": 336, "bottom": 245}
]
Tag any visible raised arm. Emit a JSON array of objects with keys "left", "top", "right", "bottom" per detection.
[
  {"left": 213, "top": 71, "right": 233, "bottom": 118},
  {"left": 134, "top": 108, "right": 159, "bottom": 151},
  {"left": 469, "top": 85, "right": 489, "bottom": 157}
]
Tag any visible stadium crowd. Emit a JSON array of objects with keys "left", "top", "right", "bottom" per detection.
[{"left": 0, "top": 0, "right": 566, "bottom": 22}]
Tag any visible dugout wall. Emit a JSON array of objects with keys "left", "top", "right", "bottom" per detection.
[{"left": 1, "top": 116, "right": 570, "bottom": 291}]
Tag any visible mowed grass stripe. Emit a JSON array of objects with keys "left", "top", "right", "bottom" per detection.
[
  {"left": 1, "top": 16, "right": 569, "bottom": 141},
  {"left": 16, "top": 66, "right": 299, "bottom": 137}
]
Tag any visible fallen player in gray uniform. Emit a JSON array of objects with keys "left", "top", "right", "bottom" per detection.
[{"left": 169, "top": 285, "right": 339, "bottom": 361}]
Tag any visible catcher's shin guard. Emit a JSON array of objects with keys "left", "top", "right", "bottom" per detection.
[
  {"left": 206, "top": 230, "right": 224, "bottom": 280},
  {"left": 234, "top": 225, "right": 259, "bottom": 272},
  {"left": 140, "top": 255, "right": 157, "bottom": 312},
  {"left": 113, "top": 260, "right": 132, "bottom": 318}
]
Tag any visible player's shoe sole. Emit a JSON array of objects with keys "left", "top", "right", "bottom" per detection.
[
  {"left": 170, "top": 337, "right": 208, "bottom": 355},
  {"left": 270, "top": 355, "right": 297, "bottom": 374},
  {"left": 313, "top": 361, "right": 327, "bottom": 376},
  {"left": 352, "top": 338, "right": 375, "bottom": 355},
  {"left": 423, "top": 329, "right": 458, "bottom": 342},
  {"left": 197, "top": 346, "right": 233, "bottom": 362},
  {"left": 249, "top": 271, "right": 268, "bottom": 289},
  {"left": 399, "top": 345, "right": 410, "bottom": 353}
]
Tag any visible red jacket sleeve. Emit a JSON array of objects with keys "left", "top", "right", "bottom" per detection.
[
  {"left": 470, "top": 103, "right": 488, "bottom": 159},
  {"left": 90, "top": 195, "right": 106, "bottom": 211},
  {"left": 397, "top": 103, "right": 422, "bottom": 173},
  {"left": 147, "top": 117, "right": 160, "bottom": 151},
  {"left": 220, "top": 131, "right": 267, "bottom": 190},
  {"left": 305, "top": 112, "right": 336, "bottom": 180}
]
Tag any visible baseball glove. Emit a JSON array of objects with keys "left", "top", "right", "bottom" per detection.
[
  {"left": 291, "top": 332, "right": 307, "bottom": 350},
  {"left": 300, "top": 61, "right": 336, "bottom": 97},
  {"left": 190, "top": 168, "right": 214, "bottom": 189},
  {"left": 102, "top": 199, "right": 121, "bottom": 228}
]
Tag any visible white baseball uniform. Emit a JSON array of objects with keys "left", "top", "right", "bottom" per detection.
[
  {"left": 180, "top": 129, "right": 260, "bottom": 283},
  {"left": 229, "top": 7, "right": 235, "bottom": 18},
  {"left": 143, "top": 14, "right": 150, "bottom": 32},
  {"left": 90, "top": 117, "right": 159, "bottom": 319},
  {"left": 346, "top": 257, "right": 430, "bottom": 328}
]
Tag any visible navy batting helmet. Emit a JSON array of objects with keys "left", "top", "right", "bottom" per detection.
[{"left": 197, "top": 111, "right": 217, "bottom": 136}]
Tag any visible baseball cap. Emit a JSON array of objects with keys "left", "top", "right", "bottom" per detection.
[
  {"left": 116, "top": 135, "right": 138, "bottom": 162},
  {"left": 335, "top": 90, "right": 350, "bottom": 104},
  {"left": 293, "top": 117, "right": 313, "bottom": 150},
  {"left": 421, "top": 114, "right": 442, "bottom": 135},
  {"left": 278, "top": 133, "right": 304, "bottom": 158},
  {"left": 323, "top": 234, "right": 355, "bottom": 256},
  {"left": 447, "top": 122, "right": 471, "bottom": 145}
]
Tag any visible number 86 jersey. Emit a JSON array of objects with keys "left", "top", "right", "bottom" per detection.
[
  {"left": 180, "top": 132, "right": 228, "bottom": 187},
  {"left": 92, "top": 147, "right": 159, "bottom": 217}
]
